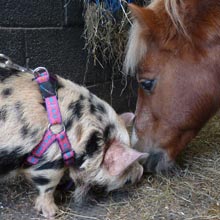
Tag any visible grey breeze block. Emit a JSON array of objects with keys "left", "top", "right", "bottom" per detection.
[{"left": 0, "top": 0, "right": 137, "bottom": 113}]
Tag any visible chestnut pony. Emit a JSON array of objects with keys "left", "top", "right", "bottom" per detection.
[{"left": 124, "top": 0, "right": 220, "bottom": 172}]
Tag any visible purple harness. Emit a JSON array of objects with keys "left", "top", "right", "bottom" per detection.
[{"left": 27, "top": 67, "right": 74, "bottom": 166}]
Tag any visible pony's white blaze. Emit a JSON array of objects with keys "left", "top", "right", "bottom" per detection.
[{"left": 124, "top": 21, "right": 148, "bottom": 75}]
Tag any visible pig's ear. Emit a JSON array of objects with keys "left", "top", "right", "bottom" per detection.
[
  {"left": 103, "top": 142, "right": 149, "bottom": 176},
  {"left": 120, "top": 112, "right": 135, "bottom": 127}
]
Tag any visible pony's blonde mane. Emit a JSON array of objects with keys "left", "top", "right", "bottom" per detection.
[
  {"left": 124, "top": 21, "right": 148, "bottom": 75},
  {"left": 124, "top": 0, "right": 220, "bottom": 74},
  {"left": 164, "top": 0, "right": 190, "bottom": 39},
  {"left": 124, "top": 0, "right": 191, "bottom": 75}
]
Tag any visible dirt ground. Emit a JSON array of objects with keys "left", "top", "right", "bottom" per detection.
[{"left": 0, "top": 116, "right": 220, "bottom": 220}]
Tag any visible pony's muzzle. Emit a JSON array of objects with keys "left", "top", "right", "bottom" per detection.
[{"left": 141, "top": 151, "right": 175, "bottom": 174}]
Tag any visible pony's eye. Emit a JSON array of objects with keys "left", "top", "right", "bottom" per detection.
[{"left": 140, "top": 79, "right": 156, "bottom": 93}]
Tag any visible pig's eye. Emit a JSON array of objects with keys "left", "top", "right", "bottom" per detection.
[
  {"left": 139, "top": 79, "right": 156, "bottom": 93},
  {"left": 125, "top": 179, "right": 132, "bottom": 185}
]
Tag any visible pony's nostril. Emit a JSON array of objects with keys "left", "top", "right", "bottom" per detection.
[
  {"left": 143, "top": 151, "right": 175, "bottom": 174},
  {"left": 143, "top": 152, "right": 164, "bottom": 173}
]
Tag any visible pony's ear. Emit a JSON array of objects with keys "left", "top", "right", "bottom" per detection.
[{"left": 128, "top": 4, "right": 157, "bottom": 32}]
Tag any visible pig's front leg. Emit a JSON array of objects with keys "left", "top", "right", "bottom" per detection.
[
  {"left": 23, "top": 165, "right": 64, "bottom": 218},
  {"left": 35, "top": 186, "right": 58, "bottom": 218}
]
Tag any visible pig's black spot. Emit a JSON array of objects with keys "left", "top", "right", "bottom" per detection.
[
  {"left": 64, "top": 119, "right": 73, "bottom": 131},
  {"left": 35, "top": 159, "right": 64, "bottom": 170},
  {"left": 74, "top": 153, "right": 86, "bottom": 168},
  {"left": 1, "top": 88, "right": 13, "bottom": 98},
  {"left": 96, "top": 103, "right": 106, "bottom": 114},
  {"left": 14, "top": 101, "right": 25, "bottom": 122},
  {"left": 21, "top": 124, "right": 29, "bottom": 138},
  {"left": 0, "top": 105, "right": 8, "bottom": 121},
  {"left": 15, "top": 101, "right": 22, "bottom": 112},
  {"left": 64, "top": 117, "right": 74, "bottom": 131},
  {"left": 103, "top": 124, "right": 115, "bottom": 142},
  {"left": 0, "top": 147, "right": 27, "bottom": 175},
  {"left": 45, "top": 187, "right": 54, "bottom": 193},
  {"left": 90, "top": 102, "right": 106, "bottom": 115},
  {"left": 65, "top": 97, "right": 84, "bottom": 130},
  {"left": 32, "top": 176, "right": 50, "bottom": 186},
  {"left": 15, "top": 102, "right": 28, "bottom": 125},
  {"left": 90, "top": 103, "right": 96, "bottom": 114},
  {"left": 64, "top": 96, "right": 85, "bottom": 131},
  {"left": 22, "top": 162, "right": 32, "bottom": 169},
  {"left": 40, "top": 102, "right": 46, "bottom": 110},
  {"left": 30, "top": 128, "right": 39, "bottom": 138},
  {"left": 68, "top": 99, "right": 83, "bottom": 120},
  {"left": 98, "top": 116, "right": 103, "bottom": 122},
  {"left": 89, "top": 93, "right": 94, "bottom": 101},
  {"left": 86, "top": 131, "right": 101, "bottom": 157},
  {"left": 79, "top": 94, "right": 85, "bottom": 100}
]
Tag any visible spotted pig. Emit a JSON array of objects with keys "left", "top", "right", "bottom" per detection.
[{"left": 0, "top": 72, "right": 148, "bottom": 218}]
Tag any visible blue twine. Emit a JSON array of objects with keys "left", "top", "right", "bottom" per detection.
[{"left": 90, "top": 0, "right": 134, "bottom": 13}]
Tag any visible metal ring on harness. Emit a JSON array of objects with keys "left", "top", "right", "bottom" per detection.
[
  {"left": 48, "top": 123, "right": 66, "bottom": 135},
  {"left": 33, "top": 67, "right": 49, "bottom": 78}
]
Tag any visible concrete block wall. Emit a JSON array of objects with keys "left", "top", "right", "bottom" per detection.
[{"left": 0, "top": 0, "right": 137, "bottom": 113}]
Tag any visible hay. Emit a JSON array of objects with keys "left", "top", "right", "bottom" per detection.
[
  {"left": 83, "top": 0, "right": 151, "bottom": 76},
  {"left": 104, "top": 115, "right": 220, "bottom": 220},
  {"left": 83, "top": 1, "right": 129, "bottom": 76},
  {"left": 0, "top": 115, "right": 220, "bottom": 219}
]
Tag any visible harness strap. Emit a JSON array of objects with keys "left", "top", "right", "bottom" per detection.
[
  {"left": 27, "top": 69, "right": 74, "bottom": 166},
  {"left": 27, "top": 130, "right": 56, "bottom": 165},
  {"left": 45, "top": 96, "right": 62, "bottom": 125}
]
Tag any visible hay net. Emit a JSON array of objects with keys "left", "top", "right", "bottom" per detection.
[{"left": 83, "top": 0, "right": 151, "bottom": 76}]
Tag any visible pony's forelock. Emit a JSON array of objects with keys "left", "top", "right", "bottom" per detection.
[
  {"left": 164, "top": 0, "right": 191, "bottom": 40},
  {"left": 124, "top": 21, "right": 148, "bottom": 75}
]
